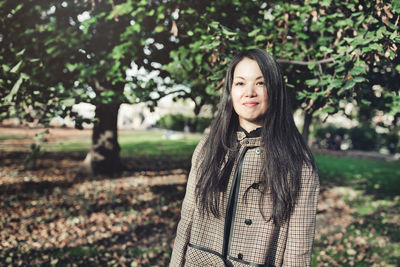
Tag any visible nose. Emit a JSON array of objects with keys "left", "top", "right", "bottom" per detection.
[{"left": 244, "top": 82, "right": 257, "bottom": 97}]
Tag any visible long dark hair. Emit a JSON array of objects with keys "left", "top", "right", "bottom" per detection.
[{"left": 195, "top": 48, "right": 316, "bottom": 225}]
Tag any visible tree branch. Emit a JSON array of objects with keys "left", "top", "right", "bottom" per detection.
[{"left": 276, "top": 58, "right": 334, "bottom": 65}]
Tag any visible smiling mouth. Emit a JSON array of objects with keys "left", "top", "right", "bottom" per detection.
[{"left": 243, "top": 102, "right": 258, "bottom": 107}]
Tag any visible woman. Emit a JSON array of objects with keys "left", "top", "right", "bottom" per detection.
[{"left": 170, "top": 49, "right": 319, "bottom": 267}]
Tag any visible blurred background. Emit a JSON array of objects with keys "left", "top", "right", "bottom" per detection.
[{"left": 0, "top": 0, "right": 399, "bottom": 266}]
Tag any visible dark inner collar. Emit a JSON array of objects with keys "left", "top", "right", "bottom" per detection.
[{"left": 239, "top": 126, "right": 262, "bottom": 138}]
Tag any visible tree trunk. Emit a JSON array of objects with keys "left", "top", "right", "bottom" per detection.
[
  {"left": 302, "top": 112, "right": 313, "bottom": 145},
  {"left": 189, "top": 99, "right": 204, "bottom": 132},
  {"left": 86, "top": 102, "right": 122, "bottom": 175}
]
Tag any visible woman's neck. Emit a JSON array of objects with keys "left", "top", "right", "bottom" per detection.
[{"left": 238, "top": 120, "right": 262, "bottom": 133}]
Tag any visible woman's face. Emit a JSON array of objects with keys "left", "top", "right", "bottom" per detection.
[{"left": 231, "top": 57, "right": 268, "bottom": 132}]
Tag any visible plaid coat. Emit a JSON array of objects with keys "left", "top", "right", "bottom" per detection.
[{"left": 170, "top": 132, "right": 319, "bottom": 267}]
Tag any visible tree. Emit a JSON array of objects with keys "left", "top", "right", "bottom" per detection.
[
  {"left": 167, "top": 0, "right": 400, "bottom": 143},
  {"left": 0, "top": 0, "right": 184, "bottom": 174}
]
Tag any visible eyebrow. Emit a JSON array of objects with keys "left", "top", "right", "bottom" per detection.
[{"left": 234, "top": 76, "right": 264, "bottom": 80}]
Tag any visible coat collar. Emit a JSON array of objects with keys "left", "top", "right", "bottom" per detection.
[{"left": 236, "top": 131, "right": 262, "bottom": 147}]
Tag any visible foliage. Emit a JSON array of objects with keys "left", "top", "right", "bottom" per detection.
[
  {"left": 168, "top": 0, "right": 400, "bottom": 135},
  {"left": 0, "top": 0, "right": 174, "bottom": 123}
]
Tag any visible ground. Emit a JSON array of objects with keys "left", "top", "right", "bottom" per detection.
[{"left": 0, "top": 127, "right": 399, "bottom": 266}]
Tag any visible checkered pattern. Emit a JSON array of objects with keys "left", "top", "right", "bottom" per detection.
[{"left": 170, "top": 133, "right": 319, "bottom": 267}]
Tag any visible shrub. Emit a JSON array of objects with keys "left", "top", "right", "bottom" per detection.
[
  {"left": 378, "top": 131, "right": 399, "bottom": 154},
  {"left": 157, "top": 114, "right": 186, "bottom": 131},
  {"left": 313, "top": 125, "right": 348, "bottom": 150},
  {"left": 348, "top": 126, "right": 378, "bottom": 151},
  {"left": 157, "top": 114, "right": 212, "bottom": 133},
  {"left": 314, "top": 125, "right": 347, "bottom": 140},
  {"left": 194, "top": 117, "right": 213, "bottom": 133}
]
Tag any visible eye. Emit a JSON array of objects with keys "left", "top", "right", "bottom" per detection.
[
  {"left": 257, "top": 81, "right": 265, "bottom": 86},
  {"left": 234, "top": 81, "right": 244, "bottom": 86}
]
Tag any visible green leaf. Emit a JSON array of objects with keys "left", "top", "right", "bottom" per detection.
[
  {"left": 361, "top": 99, "right": 371, "bottom": 105},
  {"left": 320, "top": 46, "right": 333, "bottom": 53},
  {"left": 353, "top": 76, "right": 367, "bottom": 83},
  {"left": 321, "top": 0, "right": 331, "bottom": 6},
  {"left": 2, "top": 64, "right": 10, "bottom": 72},
  {"left": 368, "top": 43, "right": 383, "bottom": 53},
  {"left": 390, "top": 31, "right": 398, "bottom": 40},
  {"left": 255, "top": 35, "right": 268, "bottom": 42},
  {"left": 184, "top": 8, "right": 196, "bottom": 14},
  {"left": 208, "top": 21, "right": 220, "bottom": 30},
  {"left": 221, "top": 26, "right": 236, "bottom": 36},
  {"left": 4, "top": 73, "right": 28, "bottom": 102},
  {"left": 154, "top": 25, "right": 164, "bottom": 33},
  {"left": 349, "top": 66, "right": 367, "bottom": 76},
  {"left": 46, "top": 46, "right": 56, "bottom": 55},
  {"left": 307, "top": 63, "right": 316, "bottom": 70},
  {"left": 343, "top": 79, "right": 356, "bottom": 90},
  {"left": 66, "top": 63, "right": 78, "bottom": 72},
  {"left": 200, "top": 40, "right": 220, "bottom": 50},
  {"left": 305, "top": 78, "right": 319, "bottom": 86},
  {"left": 323, "top": 106, "right": 335, "bottom": 113},
  {"left": 327, "top": 79, "right": 342, "bottom": 90},
  {"left": 248, "top": 28, "right": 260, "bottom": 37},
  {"left": 10, "top": 61, "right": 23, "bottom": 73},
  {"left": 195, "top": 54, "right": 202, "bottom": 66},
  {"left": 16, "top": 48, "right": 26, "bottom": 56},
  {"left": 297, "top": 32, "right": 309, "bottom": 40},
  {"left": 61, "top": 98, "right": 75, "bottom": 107},
  {"left": 11, "top": 3, "right": 23, "bottom": 15}
]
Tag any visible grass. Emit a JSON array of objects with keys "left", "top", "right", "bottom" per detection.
[
  {"left": 315, "top": 154, "right": 400, "bottom": 197},
  {"left": 118, "top": 131, "right": 201, "bottom": 160},
  {"left": 0, "top": 135, "right": 28, "bottom": 140},
  {"left": 45, "top": 130, "right": 201, "bottom": 160}
]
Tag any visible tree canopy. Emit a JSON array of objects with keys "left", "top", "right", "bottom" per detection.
[{"left": 166, "top": 0, "right": 400, "bottom": 139}]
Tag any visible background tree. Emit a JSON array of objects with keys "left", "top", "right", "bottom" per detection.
[
  {"left": 0, "top": 0, "right": 186, "bottom": 175},
  {"left": 167, "top": 0, "right": 400, "bottom": 143}
]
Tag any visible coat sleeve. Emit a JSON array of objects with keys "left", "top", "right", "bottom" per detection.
[
  {"left": 283, "top": 164, "right": 320, "bottom": 267},
  {"left": 169, "top": 135, "right": 207, "bottom": 267}
]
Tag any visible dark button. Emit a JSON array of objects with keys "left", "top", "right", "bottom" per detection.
[
  {"left": 251, "top": 183, "right": 259, "bottom": 189},
  {"left": 238, "top": 253, "right": 243, "bottom": 260},
  {"left": 245, "top": 140, "right": 249, "bottom": 144},
  {"left": 245, "top": 219, "right": 252, "bottom": 225}
]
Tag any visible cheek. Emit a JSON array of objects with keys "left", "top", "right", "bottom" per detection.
[
  {"left": 231, "top": 89, "right": 241, "bottom": 107},
  {"left": 263, "top": 89, "right": 268, "bottom": 104}
]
